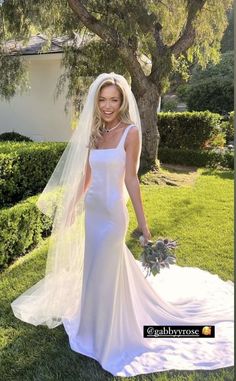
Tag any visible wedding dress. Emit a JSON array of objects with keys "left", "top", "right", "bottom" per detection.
[{"left": 62, "top": 124, "right": 234, "bottom": 377}]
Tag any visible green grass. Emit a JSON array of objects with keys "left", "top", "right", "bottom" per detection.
[{"left": 0, "top": 167, "right": 234, "bottom": 381}]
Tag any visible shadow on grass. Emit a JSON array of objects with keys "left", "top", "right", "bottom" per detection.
[
  {"left": 140, "top": 164, "right": 233, "bottom": 181},
  {"left": 139, "top": 163, "right": 199, "bottom": 179},
  {"left": 200, "top": 169, "right": 234, "bottom": 180},
  {"left": 160, "top": 163, "right": 199, "bottom": 174}
]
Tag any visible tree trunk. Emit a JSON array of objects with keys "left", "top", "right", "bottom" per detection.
[{"left": 132, "top": 84, "right": 161, "bottom": 171}]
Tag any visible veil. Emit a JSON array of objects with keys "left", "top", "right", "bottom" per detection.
[{"left": 11, "top": 72, "right": 142, "bottom": 329}]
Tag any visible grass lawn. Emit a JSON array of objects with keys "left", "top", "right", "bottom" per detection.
[{"left": 0, "top": 166, "right": 234, "bottom": 381}]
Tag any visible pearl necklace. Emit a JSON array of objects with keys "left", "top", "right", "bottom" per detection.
[{"left": 104, "top": 121, "right": 121, "bottom": 133}]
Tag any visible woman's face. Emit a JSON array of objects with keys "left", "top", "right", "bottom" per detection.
[{"left": 98, "top": 84, "right": 122, "bottom": 123}]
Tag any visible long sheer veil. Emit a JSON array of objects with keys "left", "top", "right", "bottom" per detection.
[{"left": 11, "top": 72, "right": 142, "bottom": 329}]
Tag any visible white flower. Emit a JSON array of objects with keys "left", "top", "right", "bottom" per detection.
[{"left": 139, "top": 235, "right": 145, "bottom": 247}]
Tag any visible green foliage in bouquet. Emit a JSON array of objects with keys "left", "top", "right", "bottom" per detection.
[{"left": 140, "top": 237, "right": 178, "bottom": 277}]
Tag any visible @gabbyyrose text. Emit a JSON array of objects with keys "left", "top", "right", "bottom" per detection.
[{"left": 143, "top": 325, "right": 215, "bottom": 338}]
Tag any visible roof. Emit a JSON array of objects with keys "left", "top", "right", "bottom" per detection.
[{"left": 3, "top": 34, "right": 78, "bottom": 55}]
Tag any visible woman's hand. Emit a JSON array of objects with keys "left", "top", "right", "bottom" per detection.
[{"left": 138, "top": 225, "right": 152, "bottom": 245}]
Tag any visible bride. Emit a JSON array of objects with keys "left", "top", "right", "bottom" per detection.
[{"left": 11, "top": 73, "right": 234, "bottom": 377}]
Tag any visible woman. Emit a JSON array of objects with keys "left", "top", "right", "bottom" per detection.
[
  {"left": 11, "top": 73, "right": 233, "bottom": 377},
  {"left": 68, "top": 76, "right": 151, "bottom": 243}
]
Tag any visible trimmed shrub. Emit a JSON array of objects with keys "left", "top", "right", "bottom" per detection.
[
  {"left": 158, "top": 111, "right": 222, "bottom": 150},
  {"left": 159, "top": 147, "right": 234, "bottom": 169},
  {"left": 0, "top": 131, "right": 33, "bottom": 142},
  {"left": 0, "top": 194, "right": 52, "bottom": 270},
  {"left": 0, "top": 142, "right": 66, "bottom": 207}
]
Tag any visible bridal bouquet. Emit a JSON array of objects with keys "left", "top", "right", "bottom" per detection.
[{"left": 139, "top": 236, "right": 178, "bottom": 277}]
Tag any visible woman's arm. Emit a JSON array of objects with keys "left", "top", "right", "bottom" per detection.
[
  {"left": 66, "top": 154, "right": 92, "bottom": 226},
  {"left": 124, "top": 127, "right": 152, "bottom": 244},
  {"left": 75, "top": 154, "right": 92, "bottom": 203},
  {"left": 84, "top": 156, "right": 92, "bottom": 192}
]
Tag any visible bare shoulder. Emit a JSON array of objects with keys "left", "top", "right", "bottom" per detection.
[{"left": 125, "top": 125, "right": 139, "bottom": 150}]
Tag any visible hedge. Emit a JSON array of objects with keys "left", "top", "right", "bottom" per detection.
[
  {"left": 0, "top": 194, "right": 52, "bottom": 270},
  {"left": 0, "top": 131, "right": 33, "bottom": 142},
  {"left": 0, "top": 141, "right": 66, "bottom": 208},
  {"left": 157, "top": 111, "right": 222, "bottom": 150},
  {"left": 159, "top": 147, "right": 234, "bottom": 169}
]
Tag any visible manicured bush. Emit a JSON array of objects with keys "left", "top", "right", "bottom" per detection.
[
  {"left": 158, "top": 111, "right": 222, "bottom": 150},
  {"left": 158, "top": 147, "right": 234, "bottom": 169},
  {"left": 0, "top": 142, "right": 66, "bottom": 207},
  {"left": 0, "top": 194, "right": 52, "bottom": 270},
  {"left": 0, "top": 131, "right": 33, "bottom": 142}
]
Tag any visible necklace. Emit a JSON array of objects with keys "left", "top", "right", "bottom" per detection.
[{"left": 104, "top": 121, "right": 121, "bottom": 133}]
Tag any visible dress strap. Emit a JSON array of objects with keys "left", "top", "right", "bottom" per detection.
[{"left": 117, "top": 124, "right": 136, "bottom": 150}]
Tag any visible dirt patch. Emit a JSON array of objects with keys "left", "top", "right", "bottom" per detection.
[
  {"left": 161, "top": 163, "right": 198, "bottom": 174},
  {"left": 140, "top": 163, "right": 200, "bottom": 187}
]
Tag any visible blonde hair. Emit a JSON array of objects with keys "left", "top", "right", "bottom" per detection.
[{"left": 88, "top": 77, "right": 133, "bottom": 149}]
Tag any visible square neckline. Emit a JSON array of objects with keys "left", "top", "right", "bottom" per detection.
[{"left": 92, "top": 124, "right": 134, "bottom": 151}]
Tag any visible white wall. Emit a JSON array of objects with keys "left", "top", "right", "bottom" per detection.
[{"left": 0, "top": 53, "right": 74, "bottom": 142}]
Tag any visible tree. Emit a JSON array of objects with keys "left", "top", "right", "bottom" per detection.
[
  {"left": 0, "top": 0, "right": 233, "bottom": 169},
  {"left": 177, "top": 51, "right": 234, "bottom": 114}
]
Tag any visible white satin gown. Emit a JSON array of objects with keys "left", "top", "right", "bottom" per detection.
[{"left": 62, "top": 124, "right": 234, "bottom": 377}]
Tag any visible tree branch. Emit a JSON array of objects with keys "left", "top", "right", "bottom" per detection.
[
  {"left": 170, "top": 0, "right": 207, "bottom": 56},
  {"left": 67, "top": 0, "right": 148, "bottom": 93},
  {"left": 124, "top": 1, "right": 167, "bottom": 87},
  {"left": 128, "top": 0, "right": 165, "bottom": 55},
  {"left": 67, "top": 0, "right": 118, "bottom": 46}
]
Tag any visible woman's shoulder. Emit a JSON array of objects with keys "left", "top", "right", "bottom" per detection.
[
  {"left": 126, "top": 124, "right": 139, "bottom": 134},
  {"left": 123, "top": 123, "right": 138, "bottom": 131},
  {"left": 124, "top": 124, "right": 139, "bottom": 149}
]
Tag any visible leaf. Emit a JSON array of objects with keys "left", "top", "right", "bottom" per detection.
[
  {"left": 167, "top": 257, "right": 176, "bottom": 264},
  {"left": 151, "top": 267, "right": 159, "bottom": 276}
]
